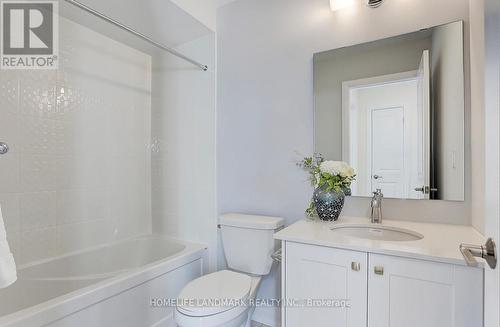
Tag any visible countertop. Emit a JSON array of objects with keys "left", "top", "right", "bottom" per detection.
[{"left": 274, "top": 216, "right": 486, "bottom": 267}]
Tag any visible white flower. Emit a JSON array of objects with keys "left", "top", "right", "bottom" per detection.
[{"left": 320, "top": 161, "right": 355, "bottom": 177}]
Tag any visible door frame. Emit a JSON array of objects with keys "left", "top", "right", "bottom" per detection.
[
  {"left": 341, "top": 71, "right": 417, "bottom": 197},
  {"left": 341, "top": 71, "right": 417, "bottom": 164},
  {"left": 484, "top": 0, "right": 500, "bottom": 326}
]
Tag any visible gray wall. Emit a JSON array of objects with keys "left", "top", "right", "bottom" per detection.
[
  {"left": 217, "top": 0, "right": 472, "bottom": 325},
  {"left": 431, "top": 22, "right": 465, "bottom": 201},
  {"left": 314, "top": 33, "right": 432, "bottom": 160}
]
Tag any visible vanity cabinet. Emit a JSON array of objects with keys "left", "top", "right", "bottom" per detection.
[
  {"left": 367, "top": 254, "right": 483, "bottom": 327},
  {"left": 283, "top": 242, "right": 484, "bottom": 327},
  {"left": 285, "top": 242, "right": 368, "bottom": 327}
]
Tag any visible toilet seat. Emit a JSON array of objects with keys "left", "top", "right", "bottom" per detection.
[{"left": 177, "top": 270, "right": 252, "bottom": 317}]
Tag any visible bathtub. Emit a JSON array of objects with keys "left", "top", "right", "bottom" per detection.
[{"left": 0, "top": 236, "right": 207, "bottom": 327}]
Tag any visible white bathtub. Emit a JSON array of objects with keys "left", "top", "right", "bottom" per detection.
[{"left": 0, "top": 236, "right": 207, "bottom": 327}]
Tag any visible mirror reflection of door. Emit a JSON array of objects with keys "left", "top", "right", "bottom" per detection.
[
  {"left": 342, "top": 51, "right": 431, "bottom": 199},
  {"left": 370, "top": 106, "right": 406, "bottom": 198},
  {"left": 315, "top": 21, "right": 465, "bottom": 201}
]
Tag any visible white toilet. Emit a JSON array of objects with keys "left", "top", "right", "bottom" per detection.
[{"left": 175, "top": 213, "right": 284, "bottom": 327}]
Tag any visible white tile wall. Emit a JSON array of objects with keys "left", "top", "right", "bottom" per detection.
[
  {"left": 0, "top": 17, "right": 152, "bottom": 265},
  {"left": 150, "top": 34, "right": 217, "bottom": 272}
]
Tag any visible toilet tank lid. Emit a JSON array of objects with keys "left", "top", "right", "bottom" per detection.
[{"left": 219, "top": 213, "right": 284, "bottom": 230}]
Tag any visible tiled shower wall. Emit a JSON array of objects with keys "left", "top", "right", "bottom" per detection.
[
  {"left": 0, "top": 17, "right": 152, "bottom": 265},
  {"left": 150, "top": 34, "right": 217, "bottom": 272}
]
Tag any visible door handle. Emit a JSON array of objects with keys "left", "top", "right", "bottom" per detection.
[
  {"left": 460, "top": 238, "right": 497, "bottom": 269},
  {"left": 373, "top": 175, "right": 382, "bottom": 180},
  {"left": 414, "top": 186, "right": 438, "bottom": 194}
]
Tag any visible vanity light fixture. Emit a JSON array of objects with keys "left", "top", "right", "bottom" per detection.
[
  {"left": 367, "top": 0, "right": 384, "bottom": 8},
  {"left": 330, "top": 0, "right": 384, "bottom": 11}
]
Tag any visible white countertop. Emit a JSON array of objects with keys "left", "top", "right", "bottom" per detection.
[{"left": 274, "top": 216, "right": 486, "bottom": 267}]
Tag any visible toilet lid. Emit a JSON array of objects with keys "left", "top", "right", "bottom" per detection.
[{"left": 177, "top": 270, "right": 252, "bottom": 317}]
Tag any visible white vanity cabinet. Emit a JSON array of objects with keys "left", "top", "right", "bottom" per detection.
[
  {"left": 284, "top": 242, "right": 368, "bottom": 327},
  {"left": 283, "top": 241, "right": 484, "bottom": 327},
  {"left": 368, "top": 254, "right": 483, "bottom": 327}
]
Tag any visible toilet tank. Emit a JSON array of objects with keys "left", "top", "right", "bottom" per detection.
[{"left": 219, "top": 213, "right": 284, "bottom": 276}]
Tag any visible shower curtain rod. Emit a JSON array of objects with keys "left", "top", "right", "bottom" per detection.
[{"left": 63, "top": 0, "right": 209, "bottom": 71}]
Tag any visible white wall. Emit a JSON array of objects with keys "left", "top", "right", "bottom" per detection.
[
  {"left": 0, "top": 17, "right": 152, "bottom": 265},
  {"left": 217, "top": 0, "right": 473, "bottom": 325},
  {"left": 169, "top": 0, "right": 238, "bottom": 31},
  {"left": 483, "top": 0, "right": 500, "bottom": 326},
  {"left": 469, "top": 0, "right": 486, "bottom": 233},
  {"left": 151, "top": 34, "right": 218, "bottom": 272}
]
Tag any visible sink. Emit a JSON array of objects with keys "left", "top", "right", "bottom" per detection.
[{"left": 330, "top": 224, "right": 424, "bottom": 242}]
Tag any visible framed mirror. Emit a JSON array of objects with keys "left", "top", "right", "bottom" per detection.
[{"left": 314, "top": 21, "right": 465, "bottom": 201}]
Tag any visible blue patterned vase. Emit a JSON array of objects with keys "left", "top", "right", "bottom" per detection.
[{"left": 313, "top": 186, "right": 345, "bottom": 221}]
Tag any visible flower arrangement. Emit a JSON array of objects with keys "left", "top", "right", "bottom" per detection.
[{"left": 298, "top": 154, "right": 356, "bottom": 217}]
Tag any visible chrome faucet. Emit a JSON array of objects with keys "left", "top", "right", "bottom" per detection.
[{"left": 370, "top": 189, "right": 383, "bottom": 224}]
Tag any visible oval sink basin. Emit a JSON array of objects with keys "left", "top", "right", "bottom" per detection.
[{"left": 330, "top": 224, "right": 424, "bottom": 242}]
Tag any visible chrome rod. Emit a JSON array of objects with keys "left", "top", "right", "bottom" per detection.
[{"left": 63, "top": 0, "right": 208, "bottom": 71}]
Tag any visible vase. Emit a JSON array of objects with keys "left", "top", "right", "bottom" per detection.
[{"left": 313, "top": 186, "right": 345, "bottom": 221}]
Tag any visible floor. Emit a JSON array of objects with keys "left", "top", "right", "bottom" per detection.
[{"left": 251, "top": 321, "right": 272, "bottom": 327}]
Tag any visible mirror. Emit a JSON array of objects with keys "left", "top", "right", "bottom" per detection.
[{"left": 314, "top": 21, "right": 465, "bottom": 201}]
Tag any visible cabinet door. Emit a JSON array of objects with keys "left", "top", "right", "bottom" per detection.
[
  {"left": 368, "top": 254, "right": 483, "bottom": 327},
  {"left": 285, "top": 242, "right": 368, "bottom": 327}
]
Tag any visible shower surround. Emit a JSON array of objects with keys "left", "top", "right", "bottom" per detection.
[{"left": 0, "top": 16, "right": 152, "bottom": 266}]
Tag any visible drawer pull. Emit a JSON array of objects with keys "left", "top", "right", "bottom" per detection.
[
  {"left": 351, "top": 262, "right": 360, "bottom": 271},
  {"left": 374, "top": 266, "right": 384, "bottom": 275}
]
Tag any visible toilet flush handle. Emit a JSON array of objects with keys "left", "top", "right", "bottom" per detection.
[{"left": 271, "top": 248, "right": 282, "bottom": 263}]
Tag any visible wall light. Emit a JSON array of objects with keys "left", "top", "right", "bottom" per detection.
[
  {"left": 367, "top": 0, "right": 384, "bottom": 8},
  {"left": 330, "top": 0, "right": 384, "bottom": 11}
]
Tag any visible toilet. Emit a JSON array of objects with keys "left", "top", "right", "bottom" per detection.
[{"left": 175, "top": 213, "right": 284, "bottom": 327}]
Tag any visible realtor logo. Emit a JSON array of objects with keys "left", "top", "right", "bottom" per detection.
[{"left": 1, "top": 1, "right": 58, "bottom": 69}]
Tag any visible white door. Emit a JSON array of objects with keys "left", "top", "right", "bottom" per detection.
[
  {"left": 416, "top": 49, "right": 431, "bottom": 199},
  {"left": 285, "top": 242, "right": 367, "bottom": 327},
  {"left": 346, "top": 77, "right": 419, "bottom": 199},
  {"left": 484, "top": 1, "right": 500, "bottom": 326},
  {"left": 368, "top": 254, "right": 483, "bottom": 327},
  {"left": 370, "top": 107, "right": 405, "bottom": 198}
]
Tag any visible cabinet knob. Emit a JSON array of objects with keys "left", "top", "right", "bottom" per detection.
[
  {"left": 374, "top": 266, "right": 384, "bottom": 275},
  {"left": 351, "top": 262, "right": 360, "bottom": 271},
  {"left": 0, "top": 142, "right": 8, "bottom": 155}
]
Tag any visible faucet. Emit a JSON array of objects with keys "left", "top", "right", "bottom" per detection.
[{"left": 370, "top": 189, "right": 383, "bottom": 224}]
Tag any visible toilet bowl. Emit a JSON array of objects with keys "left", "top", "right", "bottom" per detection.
[
  {"left": 175, "top": 213, "right": 284, "bottom": 327},
  {"left": 175, "top": 270, "right": 261, "bottom": 327}
]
